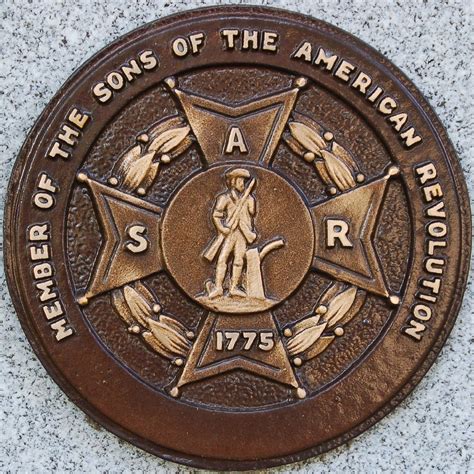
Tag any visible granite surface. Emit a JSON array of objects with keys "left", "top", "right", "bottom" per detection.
[{"left": 0, "top": 0, "right": 472, "bottom": 472}]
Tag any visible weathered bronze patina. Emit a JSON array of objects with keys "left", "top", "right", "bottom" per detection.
[{"left": 4, "top": 6, "right": 471, "bottom": 470}]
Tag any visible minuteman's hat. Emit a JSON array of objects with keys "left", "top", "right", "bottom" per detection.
[{"left": 226, "top": 168, "right": 250, "bottom": 180}]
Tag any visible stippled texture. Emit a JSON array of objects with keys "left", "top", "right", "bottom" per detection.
[{"left": 0, "top": 0, "right": 472, "bottom": 472}]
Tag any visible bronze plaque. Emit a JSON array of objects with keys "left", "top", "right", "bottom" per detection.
[{"left": 4, "top": 6, "right": 471, "bottom": 470}]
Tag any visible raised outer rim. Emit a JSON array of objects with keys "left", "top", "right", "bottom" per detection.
[{"left": 4, "top": 5, "right": 471, "bottom": 470}]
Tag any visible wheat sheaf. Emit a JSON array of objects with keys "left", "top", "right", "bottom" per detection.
[
  {"left": 285, "top": 282, "right": 365, "bottom": 363},
  {"left": 111, "top": 282, "right": 193, "bottom": 364},
  {"left": 283, "top": 111, "right": 365, "bottom": 193},
  {"left": 109, "top": 115, "right": 193, "bottom": 196}
]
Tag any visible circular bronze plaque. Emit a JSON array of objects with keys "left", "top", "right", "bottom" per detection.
[{"left": 4, "top": 6, "right": 471, "bottom": 470}]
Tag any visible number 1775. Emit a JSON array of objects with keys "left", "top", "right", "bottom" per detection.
[{"left": 215, "top": 331, "right": 275, "bottom": 351}]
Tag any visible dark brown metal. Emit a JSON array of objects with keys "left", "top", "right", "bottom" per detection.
[{"left": 4, "top": 6, "right": 471, "bottom": 470}]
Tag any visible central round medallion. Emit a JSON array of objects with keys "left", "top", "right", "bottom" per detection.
[{"left": 161, "top": 164, "right": 314, "bottom": 313}]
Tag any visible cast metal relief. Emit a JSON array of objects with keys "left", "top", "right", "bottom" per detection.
[{"left": 76, "top": 76, "right": 398, "bottom": 398}]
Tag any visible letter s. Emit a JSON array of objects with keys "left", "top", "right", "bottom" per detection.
[
  {"left": 92, "top": 81, "right": 113, "bottom": 103},
  {"left": 139, "top": 50, "right": 158, "bottom": 70},
  {"left": 126, "top": 225, "right": 149, "bottom": 253}
]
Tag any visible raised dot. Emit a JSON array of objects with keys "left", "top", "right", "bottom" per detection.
[
  {"left": 316, "top": 305, "right": 328, "bottom": 315},
  {"left": 323, "top": 131, "right": 334, "bottom": 141},
  {"left": 170, "top": 387, "right": 179, "bottom": 398},
  {"left": 293, "top": 77, "right": 308, "bottom": 88},
  {"left": 293, "top": 357, "right": 302, "bottom": 367},
  {"left": 137, "top": 188, "right": 146, "bottom": 196},
  {"left": 164, "top": 77, "right": 176, "bottom": 89},
  {"left": 328, "top": 186, "right": 337, "bottom": 195},
  {"left": 76, "top": 172, "right": 88, "bottom": 183},
  {"left": 77, "top": 295, "right": 88, "bottom": 306},
  {"left": 108, "top": 176, "right": 118, "bottom": 186},
  {"left": 390, "top": 295, "right": 400, "bottom": 305},
  {"left": 137, "top": 133, "right": 149, "bottom": 143},
  {"left": 152, "top": 304, "right": 161, "bottom": 314},
  {"left": 283, "top": 328, "right": 293, "bottom": 337},
  {"left": 388, "top": 165, "right": 400, "bottom": 177},
  {"left": 356, "top": 173, "right": 365, "bottom": 183},
  {"left": 161, "top": 154, "right": 171, "bottom": 164},
  {"left": 303, "top": 152, "right": 315, "bottom": 162},
  {"left": 334, "top": 327, "right": 344, "bottom": 336},
  {"left": 129, "top": 325, "right": 140, "bottom": 334},
  {"left": 186, "top": 331, "right": 195, "bottom": 340},
  {"left": 174, "top": 358, "right": 184, "bottom": 367},
  {"left": 296, "top": 387, "right": 307, "bottom": 399}
]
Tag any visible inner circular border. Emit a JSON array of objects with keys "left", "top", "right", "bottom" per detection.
[{"left": 161, "top": 162, "right": 315, "bottom": 313}]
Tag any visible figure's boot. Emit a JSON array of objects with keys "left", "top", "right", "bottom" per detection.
[
  {"left": 208, "top": 262, "right": 225, "bottom": 299},
  {"left": 229, "top": 263, "right": 246, "bottom": 298}
]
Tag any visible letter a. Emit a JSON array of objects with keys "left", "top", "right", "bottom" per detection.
[{"left": 224, "top": 126, "right": 248, "bottom": 153}]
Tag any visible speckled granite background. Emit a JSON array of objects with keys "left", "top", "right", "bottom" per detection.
[{"left": 0, "top": 0, "right": 472, "bottom": 472}]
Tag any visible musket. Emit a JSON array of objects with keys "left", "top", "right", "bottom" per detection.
[{"left": 203, "top": 178, "right": 256, "bottom": 262}]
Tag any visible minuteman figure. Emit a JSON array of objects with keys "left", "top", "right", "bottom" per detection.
[{"left": 205, "top": 168, "right": 257, "bottom": 299}]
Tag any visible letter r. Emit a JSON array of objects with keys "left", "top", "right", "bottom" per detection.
[{"left": 326, "top": 219, "right": 353, "bottom": 248}]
